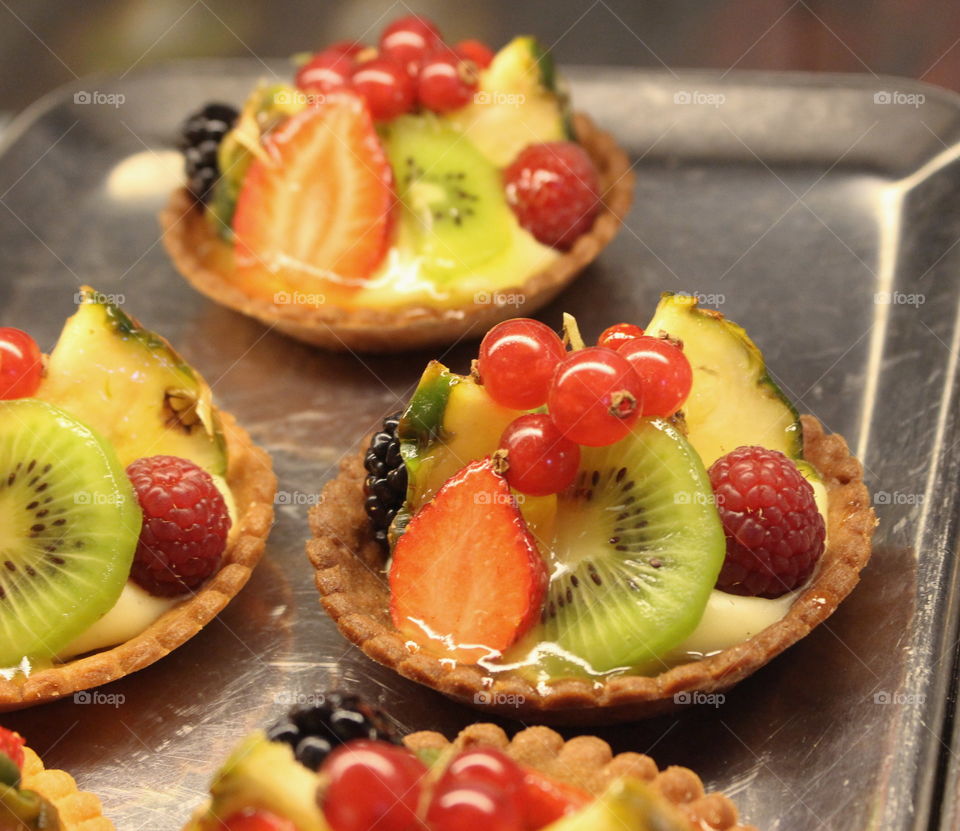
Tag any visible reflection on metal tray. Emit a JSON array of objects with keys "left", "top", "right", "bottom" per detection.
[{"left": 0, "top": 62, "right": 958, "bottom": 830}]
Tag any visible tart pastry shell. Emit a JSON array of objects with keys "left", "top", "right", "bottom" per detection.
[
  {"left": 0, "top": 411, "right": 276, "bottom": 711},
  {"left": 19, "top": 745, "right": 114, "bottom": 831},
  {"left": 307, "top": 415, "right": 876, "bottom": 724},
  {"left": 404, "top": 723, "right": 756, "bottom": 831},
  {"left": 160, "top": 113, "right": 635, "bottom": 353}
]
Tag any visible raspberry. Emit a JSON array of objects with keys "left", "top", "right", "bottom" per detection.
[
  {"left": 126, "top": 455, "right": 231, "bottom": 597},
  {"left": 0, "top": 728, "right": 24, "bottom": 770},
  {"left": 503, "top": 141, "right": 601, "bottom": 250},
  {"left": 708, "top": 446, "right": 825, "bottom": 598}
]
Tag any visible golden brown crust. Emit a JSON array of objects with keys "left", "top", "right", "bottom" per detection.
[
  {"left": 20, "top": 746, "right": 114, "bottom": 831},
  {"left": 160, "top": 113, "right": 635, "bottom": 353},
  {"left": 0, "top": 412, "right": 276, "bottom": 711},
  {"left": 307, "top": 415, "right": 876, "bottom": 724},
  {"left": 403, "top": 724, "right": 755, "bottom": 831}
]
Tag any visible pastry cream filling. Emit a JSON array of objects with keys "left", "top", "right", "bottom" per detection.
[
  {"left": 54, "top": 474, "right": 239, "bottom": 662},
  {"left": 669, "top": 469, "right": 830, "bottom": 661}
]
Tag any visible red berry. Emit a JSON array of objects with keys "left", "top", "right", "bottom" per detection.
[
  {"left": 617, "top": 336, "right": 692, "bottom": 417},
  {"left": 547, "top": 347, "right": 643, "bottom": 447},
  {"left": 427, "top": 781, "right": 525, "bottom": 831},
  {"left": 218, "top": 809, "right": 297, "bottom": 831},
  {"left": 438, "top": 748, "right": 525, "bottom": 801},
  {"left": 379, "top": 14, "right": 443, "bottom": 74},
  {"left": 320, "top": 740, "right": 427, "bottom": 831},
  {"left": 417, "top": 49, "right": 479, "bottom": 113},
  {"left": 477, "top": 318, "right": 566, "bottom": 410},
  {"left": 456, "top": 39, "right": 495, "bottom": 69},
  {"left": 708, "top": 446, "right": 825, "bottom": 598},
  {"left": 499, "top": 414, "right": 580, "bottom": 496},
  {"left": 519, "top": 767, "right": 592, "bottom": 828},
  {"left": 0, "top": 328, "right": 43, "bottom": 400},
  {"left": 351, "top": 58, "right": 416, "bottom": 120},
  {"left": 0, "top": 728, "right": 24, "bottom": 771},
  {"left": 126, "top": 455, "right": 231, "bottom": 597},
  {"left": 296, "top": 50, "right": 356, "bottom": 95},
  {"left": 504, "top": 142, "right": 601, "bottom": 250},
  {"left": 597, "top": 322, "right": 644, "bottom": 350}
]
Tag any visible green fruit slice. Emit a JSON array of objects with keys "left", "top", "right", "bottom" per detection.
[
  {"left": 645, "top": 293, "right": 802, "bottom": 468},
  {"left": 444, "top": 36, "right": 569, "bottom": 166},
  {"left": 206, "top": 732, "right": 329, "bottom": 831},
  {"left": 37, "top": 287, "right": 227, "bottom": 475},
  {"left": 540, "top": 418, "right": 725, "bottom": 673},
  {"left": 542, "top": 778, "right": 691, "bottom": 831},
  {"left": 384, "top": 116, "right": 512, "bottom": 279},
  {"left": 0, "top": 785, "right": 62, "bottom": 830},
  {"left": 0, "top": 399, "right": 141, "bottom": 666}
]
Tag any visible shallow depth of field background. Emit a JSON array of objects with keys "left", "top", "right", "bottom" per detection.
[{"left": 1, "top": 0, "right": 960, "bottom": 116}]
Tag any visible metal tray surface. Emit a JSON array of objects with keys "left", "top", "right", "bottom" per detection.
[{"left": 0, "top": 63, "right": 958, "bottom": 831}]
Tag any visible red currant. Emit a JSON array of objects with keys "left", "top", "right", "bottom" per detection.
[
  {"left": 617, "top": 336, "right": 692, "bottom": 417},
  {"left": 499, "top": 415, "right": 580, "bottom": 496},
  {"left": 427, "top": 782, "right": 525, "bottom": 831},
  {"left": 379, "top": 14, "right": 443, "bottom": 74},
  {"left": 218, "top": 809, "right": 297, "bottom": 831},
  {"left": 438, "top": 748, "right": 525, "bottom": 800},
  {"left": 351, "top": 58, "right": 416, "bottom": 120},
  {"left": 417, "top": 49, "right": 479, "bottom": 113},
  {"left": 456, "top": 39, "right": 495, "bottom": 69},
  {"left": 0, "top": 328, "right": 42, "bottom": 400},
  {"left": 547, "top": 347, "right": 643, "bottom": 446},
  {"left": 320, "top": 740, "right": 426, "bottom": 831},
  {"left": 597, "top": 322, "right": 645, "bottom": 350},
  {"left": 296, "top": 50, "right": 356, "bottom": 95},
  {"left": 477, "top": 318, "right": 566, "bottom": 410}
]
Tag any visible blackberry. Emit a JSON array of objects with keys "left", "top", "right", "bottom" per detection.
[
  {"left": 363, "top": 412, "right": 407, "bottom": 548},
  {"left": 266, "top": 691, "right": 401, "bottom": 771},
  {"left": 177, "top": 102, "right": 239, "bottom": 203}
]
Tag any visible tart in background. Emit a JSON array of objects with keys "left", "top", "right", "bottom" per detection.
[{"left": 162, "top": 16, "right": 633, "bottom": 352}]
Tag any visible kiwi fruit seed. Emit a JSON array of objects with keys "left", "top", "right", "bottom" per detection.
[
  {"left": 540, "top": 418, "right": 726, "bottom": 673},
  {"left": 0, "top": 399, "right": 141, "bottom": 667}
]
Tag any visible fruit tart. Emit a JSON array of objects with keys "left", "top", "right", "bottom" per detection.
[
  {"left": 183, "top": 692, "right": 753, "bottom": 830},
  {"left": 0, "top": 288, "right": 276, "bottom": 710},
  {"left": 0, "top": 726, "right": 112, "bottom": 830},
  {"left": 161, "top": 15, "right": 633, "bottom": 352},
  {"left": 308, "top": 293, "right": 876, "bottom": 723}
]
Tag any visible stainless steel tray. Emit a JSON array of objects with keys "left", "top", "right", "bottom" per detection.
[{"left": 1, "top": 62, "right": 957, "bottom": 831}]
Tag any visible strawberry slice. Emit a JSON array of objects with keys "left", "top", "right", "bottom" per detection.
[
  {"left": 390, "top": 458, "right": 548, "bottom": 664},
  {"left": 519, "top": 767, "right": 592, "bottom": 829},
  {"left": 232, "top": 92, "right": 393, "bottom": 304},
  {"left": 0, "top": 727, "right": 24, "bottom": 771}
]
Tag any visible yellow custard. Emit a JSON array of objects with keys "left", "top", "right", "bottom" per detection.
[
  {"left": 54, "top": 474, "right": 240, "bottom": 662},
  {"left": 200, "top": 213, "right": 559, "bottom": 311}
]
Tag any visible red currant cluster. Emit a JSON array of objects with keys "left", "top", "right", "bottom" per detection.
[
  {"left": 295, "top": 15, "right": 492, "bottom": 121},
  {"left": 320, "top": 740, "right": 584, "bottom": 831},
  {"left": 478, "top": 317, "right": 693, "bottom": 496}
]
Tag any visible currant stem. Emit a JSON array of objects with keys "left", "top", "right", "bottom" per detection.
[{"left": 562, "top": 313, "right": 585, "bottom": 351}]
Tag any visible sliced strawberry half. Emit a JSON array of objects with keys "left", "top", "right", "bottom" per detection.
[
  {"left": 519, "top": 767, "right": 592, "bottom": 829},
  {"left": 390, "top": 458, "right": 548, "bottom": 664},
  {"left": 0, "top": 727, "right": 24, "bottom": 771},
  {"left": 232, "top": 92, "right": 394, "bottom": 304}
]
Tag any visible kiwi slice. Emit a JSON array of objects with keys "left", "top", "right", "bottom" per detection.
[
  {"left": 384, "top": 115, "right": 512, "bottom": 278},
  {"left": 0, "top": 399, "right": 141, "bottom": 667},
  {"left": 540, "top": 418, "right": 725, "bottom": 673}
]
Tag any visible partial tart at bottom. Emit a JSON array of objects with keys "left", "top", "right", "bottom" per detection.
[
  {"left": 307, "top": 296, "right": 876, "bottom": 723},
  {"left": 182, "top": 692, "right": 752, "bottom": 830},
  {"left": 161, "top": 112, "right": 632, "bottom": 353},
  {"left": 0, "top": 727, "right": 112, "bottom": 830},
  {"left": 0, "top": 289, "right": 276, "bottom": 710}
]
